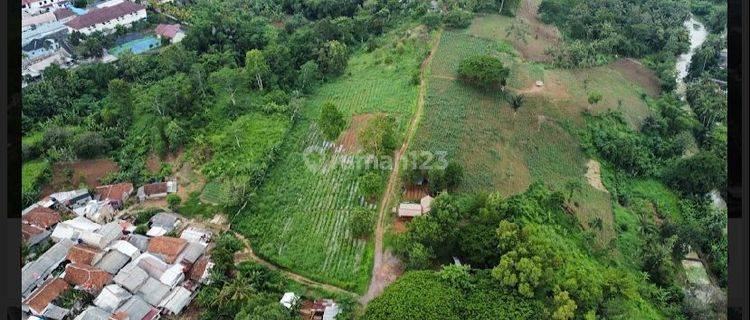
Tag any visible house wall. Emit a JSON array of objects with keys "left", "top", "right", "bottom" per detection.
[{"left": 68, "top": 8, "right": 147, "bottom": 35}]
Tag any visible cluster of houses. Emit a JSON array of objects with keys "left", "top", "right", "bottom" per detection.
[
  {"left": 22, "top": 0, "right": 185, "bottom": 83},
  {"left": 21, "top": 180, "right": 213, "bottom": 320}
]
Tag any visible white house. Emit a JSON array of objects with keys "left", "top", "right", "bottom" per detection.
[
  {"left": 65, "top": 1, "right": 146, "bottom": 35},
  {"left": 22, "top": 0, "right": 68, "bottom": 16}
]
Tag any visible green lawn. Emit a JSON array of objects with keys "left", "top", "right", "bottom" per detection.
[
  {"left": 234, "top": 25, "right": 432, "bottom": 292},
  {"left": 22, "top": 159, "right": 51, "bottom": 206}
]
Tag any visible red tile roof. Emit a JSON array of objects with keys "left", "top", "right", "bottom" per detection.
[
  {"left": 96, "top": 182, "right": 134, "bottom": 202},
  {"left": 189, "top": 256, "right": 209, "bottom": 282},
  {"left": 22, "top": 224, "right": 46, "bottom": 244},
  {"left": 147, "top": 236, "right": 187, "bottom": 264},
  {"left": 23, "top": 278, "right": 69, "bottom": 315},
  {"left": 53, "top": 8, "right": 75, "bottom": 20},
  {"left": 22, "top": 206, "right": 61, "bottom": 229},
  {"left": 143, "top": 182, "right": 168, "bottom": 196},
  {"left": 65, "top": 1, "right": 145, "bottom": 30},
  {"left": 154, "top": 24, "right": 181, "bottom": 38},
  {"left": 63, "top": 263, "right": 112, "bottom": 293},
  {"left": 67, "top": 244, "right": 104, "bottom": 265}
]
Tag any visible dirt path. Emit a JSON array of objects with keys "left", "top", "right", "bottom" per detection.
[
  {"left": 360, "top": 29, "right": 443, "bottom": 305},
  {"left": 232, "top": 232, "right": 360, "bottom": 298}
]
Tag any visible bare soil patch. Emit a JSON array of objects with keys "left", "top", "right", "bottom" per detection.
[
  {"left": 393, "top": 218, "right": 408, "bottom": 234},
  {"left": 585, "top": 159, "right": 608, "bottom": 193},
  {"left": 609, "top": 58, "right": 661, "bottom": 97},
  {"left": 146, "top": 151, "right": 181, "bottom": 173},
  {"left": 42, "top": 158, "right": 119, "bottom": 196},
  {"left": 337, "top": 113, "right": 381, "bottom": 154}
]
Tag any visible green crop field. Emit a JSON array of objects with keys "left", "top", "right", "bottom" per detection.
[{"left": 234, "top": 26, "right": 433, "bottom": 292}]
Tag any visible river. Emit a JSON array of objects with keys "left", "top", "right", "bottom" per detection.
[{"left": 675, "top": 16, "right": 709, "bottom": 97}]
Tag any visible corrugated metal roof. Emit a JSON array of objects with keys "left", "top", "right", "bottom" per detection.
[
  {"left": 22, "top": 239, "right": 74, "bottom": 296},
  {"left": 158, "top": 286, "right": 192, "bottom": 314},
  {"left": 73, "top": 306, "right": 111, "bottom": 320},
  {"left": 95, "top": 250, "right": 130, "bottom": 274},
  {"left": 113, "top": 265, "right": 148, "bottom": 293},
  {"left": 93, "top": 284, "right": 132, "bottom": 312},
  {"left": 115, "top": 296, "right": 152, "bottom": 320},
  {"left": 137, "top": 277, "right": 170, "bottom": 306}
]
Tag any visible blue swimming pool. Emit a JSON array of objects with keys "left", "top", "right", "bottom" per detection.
[{"left": 110, "top": 35, "right": 161, "bottom": 55}]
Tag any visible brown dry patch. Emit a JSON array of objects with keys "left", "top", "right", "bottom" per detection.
[
  {"left": 511, "top": 72, "right": 570, "bottom": 100},
  {"left": 511, "top": 0, "right": 561, "bottom": 62},
  {"left": 42, "top": 158, "right": 119, "bottom": 196},
  {"left": 609, "top": 58, "right": 661, "bottom": 97},
  {"left": 146, "top": 151, "right": 181, "bottom": 173},
  {"left": 585, "top": 159, "right": 608, "bottom": 193},
  {"left": 337, "top": 113, "right": 381, "bottom": 154}
]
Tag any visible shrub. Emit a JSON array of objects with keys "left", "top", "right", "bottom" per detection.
[
  {"left": 167, "top": 194, "right": 182, "bottom": 210},
  {"left": 457, "top": 56, "right": 509, "bottom": 90}
]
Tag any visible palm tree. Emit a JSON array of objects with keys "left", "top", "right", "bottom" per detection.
[{"left": 507, "top": 93, "right": 525, "bottom": 118}]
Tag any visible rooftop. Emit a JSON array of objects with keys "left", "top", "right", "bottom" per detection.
[
  {"left": 22, "top": 206, "right": 61, "bottom": 229},
  {"left": 147, "top": 236, "right": 187, "bottom": 264},
  {"left": 63, "top": 263, "right": 112, "bottom": 294},
  {"left": 95, "top": 183, "right": 134, "bottom": 202},
  {"left": 23, "top": 278, "right": 70, "bottom": 315},
  {"left": 65, "top": 1, "right": 145, "bottom": 30},
  {"left": 67, "top": 244, "right": 104, "bottom": 265}
]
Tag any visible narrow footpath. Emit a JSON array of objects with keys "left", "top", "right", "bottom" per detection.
[{"left": 360, "top": 29, "right": 443, "bottom": 305}]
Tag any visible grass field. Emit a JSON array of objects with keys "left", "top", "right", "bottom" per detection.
[
  {"left": 22, "top": 159, "right": 51, "bottom": 206},
  {"left": 411, "top": 12, "right": 660, "bottom": 245},
  {"left": 234, "top": 26, "right": 433, "bottom": 292}
]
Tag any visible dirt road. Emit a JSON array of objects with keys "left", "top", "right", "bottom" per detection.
[{"left": 359, "top": 29, "right": 443, "bottom": 305}]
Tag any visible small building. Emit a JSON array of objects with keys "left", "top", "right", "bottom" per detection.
[
  {"left": 300, "top": 299, "right": 341, "bottom": 320},
  {"left": 158, "top": 286, "right": 193, "bottom": 315},
  {"left": 50, "top": 216, "right": 102, "bottom": 243},
  {"left": 22, "top": 224, "right": 51, "bottom": 247},
  {"left": 147, "top": 212, "right": 180, "bottom": 236},
  {"left": 115, "top": 295, "right": 160, "bottom": 320},
  {"left": 397, "top": 203, "right": 423, "bottom": 218},
  {"left": 73, "top": 306, "right": 111, "bottom": 320},
  {"left": 177, "top": 241, "right": 207, "bottom": 265},
  {"left": 65, "top": 1, "right": 147, "bottom": 35},
  {"left": 420, "top": 195, "right": 434, "bottom": 214},
  {"left": 111, "top": 240, "right": 141, "bottom": 259},
  {"left": 95, "top": 182, "right": 134, "bottom": 210},
  {"left": 147, "top": 236, "right": 187, "bottom": 264},
  {"left": 180, "top": 227, "right": 212, "bottom": 245},
  {"left": 127, "top": 234, "right": 150, "bottom": 252},
  {"left": 136, "top": 253, "right": 170, "bottom": 280},
  {"left": 22, "top": 205, "right": 61, "bottom": 230},
  {"left": 67, "top": 243, "right": 105, "bottom": 265},
  {"left": 137, "top": 181, "right": 177, "bottom": 202},
  {"left": 154, "top": 24, "right": 185, "bottom": 43},
  {"left": 137, "top": 277, "right": 170, "bottom": 306},
  {"left": 280, "top": 292, "right": 300, "bottom": 309},
  {"left": 80, "top": 222, "right": 123, "bottom": 249},
  {"left": 93, "top": 284, "right": 132, "bottom": 312},
  {"left": 63, "top": 263, "right": 113, "bottom": 294},
  {"left": 74, "top": 200, "right": 116, "bottom": 224},
  {"left": 48, "top": 188, "right": 92, "bottom": 209},
  {"left": 114, "top": 265, "right": 149, "bottom": 293},
  {"left": 22, "top": 239, "right": 75, "bottom": 297},
  {"left": 95, "top": 250, "right": 131, "bottom": 274},
  {"left": 22, "top": 278, "right": 70, "bottom": 316},
  {"left": 189, "top": 255, "right": 213, "bottom": 284}
]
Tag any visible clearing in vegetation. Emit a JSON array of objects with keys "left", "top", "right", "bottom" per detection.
[
  {"left": 411, "top": 11, "right": 659, "bottom": 245},
  {"left": 235, "top": 26, "right": 432, "bottom": 293},
  {"left": 40, "top": 158, "right": 120, "bottom": 197}
]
